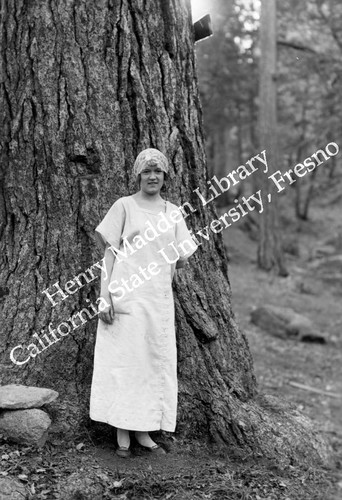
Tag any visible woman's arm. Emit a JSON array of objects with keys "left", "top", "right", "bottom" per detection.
[{"left": 98, "top": 244, "right": 116, "bottom": 324}]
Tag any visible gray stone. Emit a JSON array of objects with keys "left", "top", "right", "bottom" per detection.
[
  {"left": 312, "top": 244, "right": 336, "bottom": 259},
  {"left": 250, "top": 305, "right": 326, "bottom": 343},
  {"left": 0, "top": 477, "right": 27, "bottom": 500},
  {"left": 0, "top": 385, "right": 58, "bottom": 410},
  {"left": 0, "top": 408, "right": 51, "bottom": 447},
  {"left": 309, "top": 255, "right": 342, "bottom": 289}
]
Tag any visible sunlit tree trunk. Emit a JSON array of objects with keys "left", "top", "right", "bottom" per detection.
[{"left": 257, "top": 0, "right": 288, "bottom": 275}]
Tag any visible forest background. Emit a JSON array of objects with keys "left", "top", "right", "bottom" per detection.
[
  {"left": 192, "top": 0, "right": 342, "bottom": 498},
  {"left": 194, "top": 0, "right": 341, "bottom": 216}
]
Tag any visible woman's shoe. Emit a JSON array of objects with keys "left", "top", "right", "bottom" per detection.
[
  {"left": 142, "top": 444, "right": 166, "bottom": 454},
  {"left": 116, "top": 446, "right": 131, "bottom": 458}
]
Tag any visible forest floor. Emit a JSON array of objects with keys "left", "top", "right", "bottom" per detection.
[{"left": 1, "top": 181, "right": 342, "bottom": 499}]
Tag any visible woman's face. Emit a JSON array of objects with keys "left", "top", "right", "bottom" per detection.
[{"left": 139, "top": 163, "right": 165, "bottom": 195}]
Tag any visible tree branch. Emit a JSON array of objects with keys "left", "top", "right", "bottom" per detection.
[{"left": 277, "top": 39, "right": 317, "bottom": 54}]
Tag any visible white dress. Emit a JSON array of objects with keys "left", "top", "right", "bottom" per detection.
[{"left": 89, "top": 195, "right": 197, "bottom": 431}]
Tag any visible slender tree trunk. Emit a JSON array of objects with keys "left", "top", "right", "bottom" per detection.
[
  {"left": 328, "top": 154, "right": 337, "bottom": 178},
  {"left": 257, "top": 0, "right": 287, "bottom": 275},
  {"left": 296, "top": 167, "right": 318, "bottom": 220},
  {"left": 249, "top": 89, "right": 257, "bottom": 151},
  {"left": 0, "top": 0, "right": 329, "bottom": 465},
  {"left": 294, "top": 87, "right": 317, "bottom": 221},
  {"left": 236, "top": 103, "right": 244, "bottom": 198}
]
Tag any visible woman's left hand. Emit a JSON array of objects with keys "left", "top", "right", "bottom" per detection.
[{"left": 176, "top": 258, "right": 187, "bottom": 269}]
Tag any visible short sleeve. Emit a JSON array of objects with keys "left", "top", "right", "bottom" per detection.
[
  {"left": 175, "top": 212, "right": 198, "bottom": 260},
  {"left": 95, "top": 198, "right": 126, "bottom": 252}
]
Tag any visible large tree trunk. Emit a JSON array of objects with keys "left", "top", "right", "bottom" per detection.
[
  {"left": 0, "top": 0, "right": 329, "bottom": 465},
  {"left": 257, "top": 0, "right": 288, "bottom": 275}
]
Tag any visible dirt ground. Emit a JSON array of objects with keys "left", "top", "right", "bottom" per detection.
[{"left": 1, "top": 182, "right": 341, "bottom": 499}]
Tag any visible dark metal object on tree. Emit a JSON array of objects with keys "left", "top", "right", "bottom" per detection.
[{"left": 194, "top": 14, "right": 213, "bottom": 42}]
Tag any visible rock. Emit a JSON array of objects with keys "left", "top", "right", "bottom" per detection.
[
  {"left": 296, "top": 280, "right": 317, "bottom": 295},
  {"left": 311, "top": 244, "right": 336, "bottom": 259},
  {"left": 0, "top": 385, "right": 58, "bottom": 410},
  {"left": 250, "top": 305, "right": 326, "bottom": 343},
  {"left": 308, "top": 255, "right": 342, "bottom": 290},
  {"left": 325, "top": 234, "right": 342, "bottom": 252},
  {"left": 310, "top": 254, "right": 342, "bottom": 269},
  {"left": 56, "top": 471, "right": 106, "bottom": 500},
  {"left": 0, "top": 409, "right": 51, "bottom": 447},
  {"left": 0, "top": 477, "right": 27, "bottom": 500}
]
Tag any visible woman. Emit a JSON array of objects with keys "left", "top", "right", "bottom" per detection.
[{"left": 89, "top": 148, "right": 197, "bottom": 457}]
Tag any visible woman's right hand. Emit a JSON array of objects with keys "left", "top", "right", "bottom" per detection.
[{"left": 98, "top": 294, "right": 115, "bottom": 324}]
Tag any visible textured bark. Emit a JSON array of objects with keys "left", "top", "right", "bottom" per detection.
[
  {"left": 257, "top": 0, "right": 287, "bottom": 275},
  {"left": 0, "top": 0, "right": 330, "bottom": 465}
]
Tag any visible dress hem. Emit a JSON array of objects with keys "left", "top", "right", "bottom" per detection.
[{"left": 89, "top": 415, "right": 176, "bottom": 433}]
